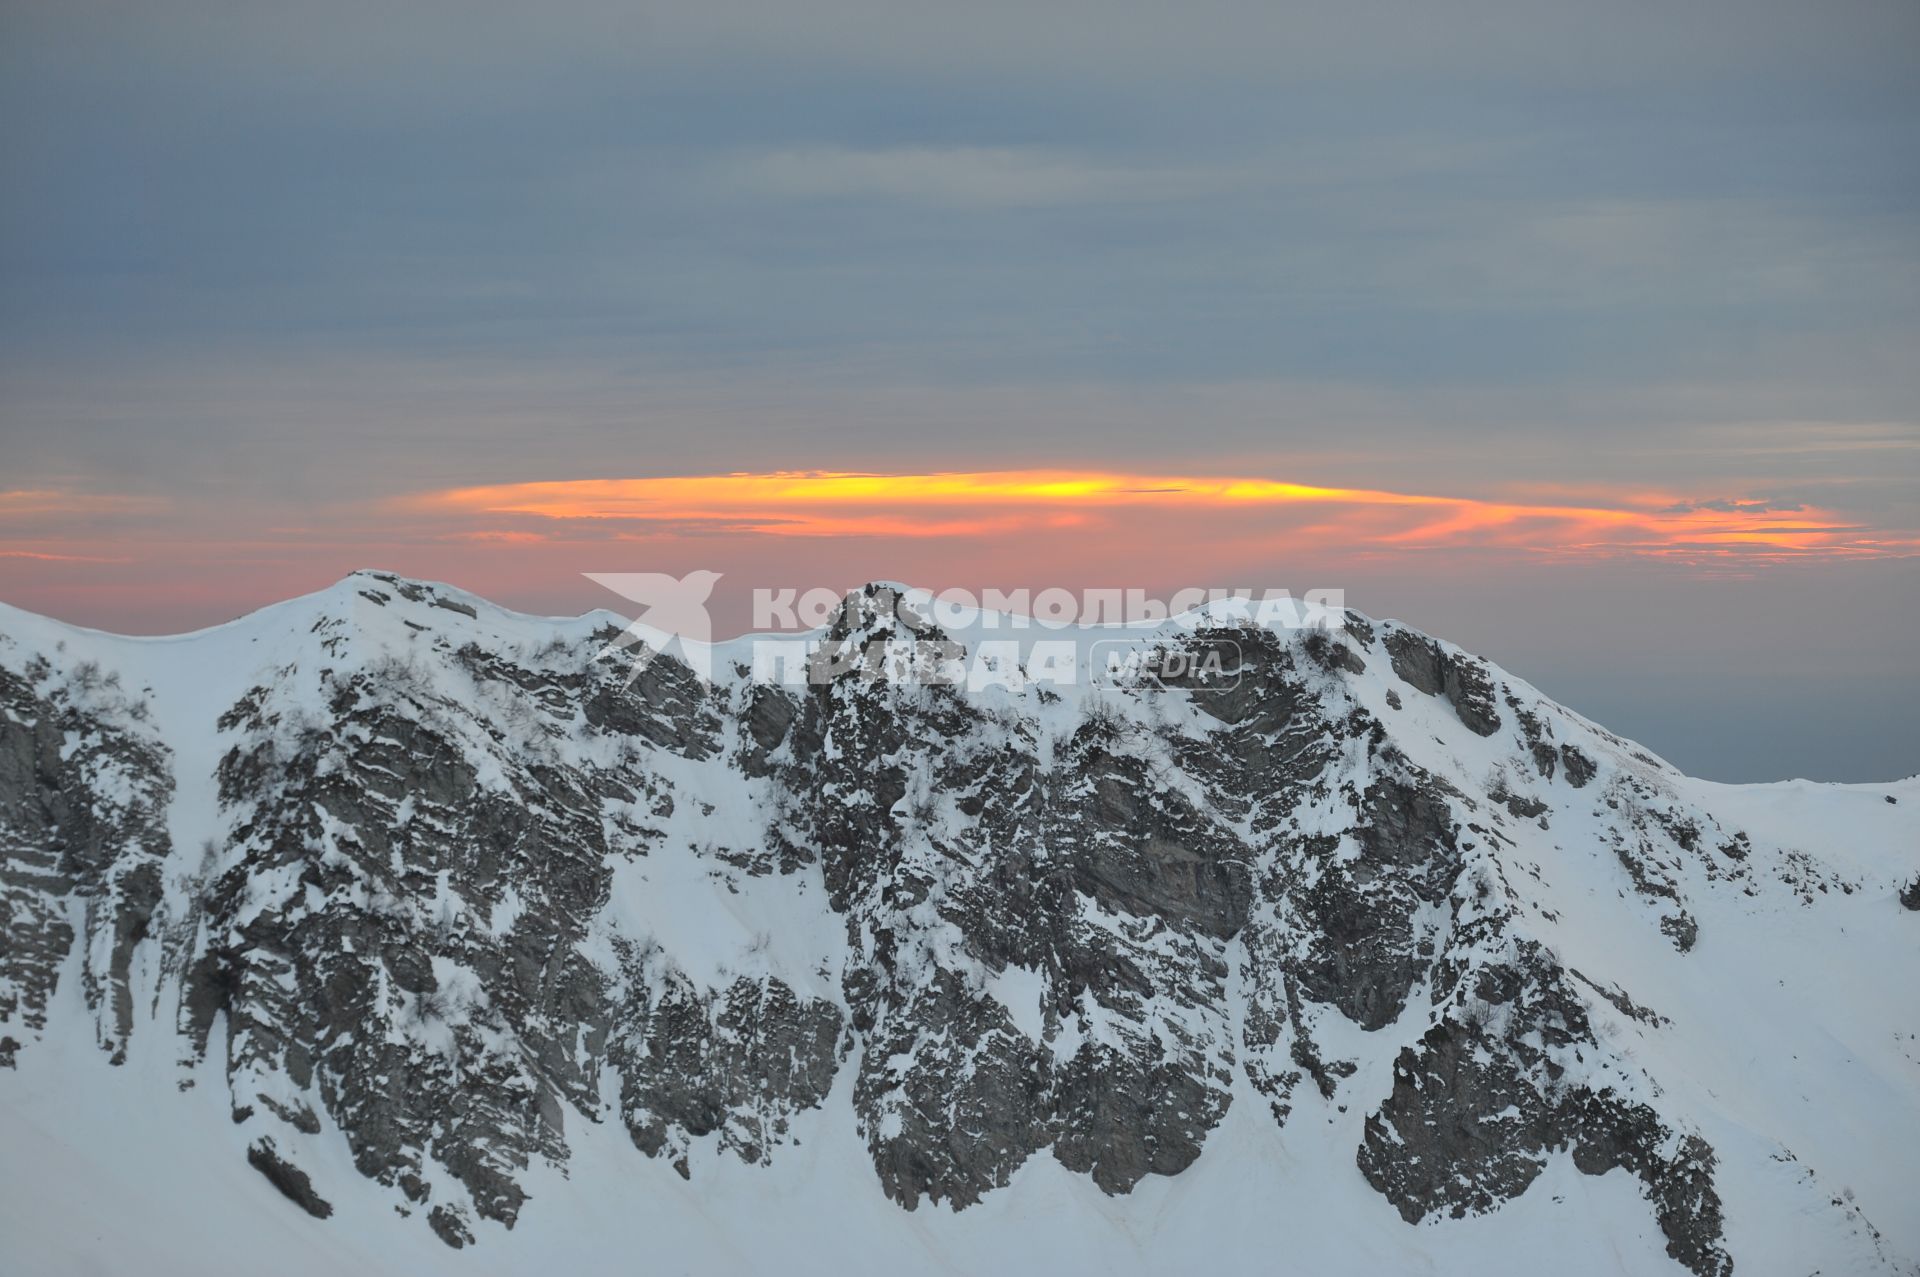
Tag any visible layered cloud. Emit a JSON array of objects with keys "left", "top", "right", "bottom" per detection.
[{"left": 409, "top": 470, "right": 1916, "bottom": 564}]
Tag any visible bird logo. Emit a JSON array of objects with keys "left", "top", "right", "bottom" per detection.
[{"left": 583, "top": 569, "right": 723, "bottom": 686}]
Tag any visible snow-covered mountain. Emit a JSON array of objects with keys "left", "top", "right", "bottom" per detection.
[{"left": 1, "top": 571, "right": 1914, "bottom": 1276}]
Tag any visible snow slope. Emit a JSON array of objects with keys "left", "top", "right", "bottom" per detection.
[{"left": 0, "top": 572, "right": 1914, "bottom": 1275}]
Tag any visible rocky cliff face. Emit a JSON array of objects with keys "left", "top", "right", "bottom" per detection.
[
  {"left": 1, "top": 573, "right": 1914, "bottom": 1275},
  {"left": 0, "top": 657, "right": 172, "bottom": 1071}
]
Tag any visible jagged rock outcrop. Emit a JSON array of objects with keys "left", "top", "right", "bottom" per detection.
[
  {"left": 248, "top": 1136, "right": 334, "bottom": 1219},
  {"left": 1385, "top": 629, "right": 1502, "bottom": 737},
  {"left": 610, "top": 965, "right": 843, "bottom": 1176}
]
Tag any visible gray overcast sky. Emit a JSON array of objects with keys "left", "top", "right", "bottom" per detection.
[{"left": 1, "top": 0, "right": 1917, "bottom": 781}]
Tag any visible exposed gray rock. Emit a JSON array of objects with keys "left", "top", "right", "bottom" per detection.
[
  {"left": 428, "top": 1203, "right": 474, "bottom": 1249},
  {"left": 1287, "top": 772, "right": 1461, "bottom": 1031},
  {"left": 1385, "top": 630, "right": 1502, "bottom": 736},
  {"left": 248, "top": 1137, "right": 333, "bottom": 1219},
  {"left": 0, "top": 661, "right": 172, "bottom": 1068},
  {"left": 611, "top": 966, "right": 843, "bottom": 1176},
  {"left": 1358, "top": 934, "right": 1732, "bottom": 1277},
  {"left": 1561, "top": 743, "right": 1598, "bottom": 787},
  {"left": 180, "top": 625, "right": 752, "bottom": 1238}
]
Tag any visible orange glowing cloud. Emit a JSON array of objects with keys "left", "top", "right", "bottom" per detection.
[
  {"left": 405, "top": 470, "right": 1920, "bottom": 564},
  {"left": 404, "top": 470, "right": 1918, "bottom": 564},
  {"left": 0, "top": 550, "right": 132, "bottom": 563}
]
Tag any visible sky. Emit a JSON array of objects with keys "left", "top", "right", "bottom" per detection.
[{"left": 1, "top": 0, "right": 1917, "bottom": 782}]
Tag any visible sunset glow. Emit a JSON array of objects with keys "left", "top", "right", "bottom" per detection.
[{"left": 409, "top": 470, "right": 1915, "bottom": 563}]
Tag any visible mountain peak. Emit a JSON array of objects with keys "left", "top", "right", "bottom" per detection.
[{"left": 0, "top": 577, "right": 1913, "bottom": 1275}]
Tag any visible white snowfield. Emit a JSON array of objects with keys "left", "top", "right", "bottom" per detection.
[{"left": 1, "top": 572, "right": 1915, "bottom": 1277}]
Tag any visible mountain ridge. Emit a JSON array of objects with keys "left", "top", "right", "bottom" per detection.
[{"left": 1, "top": 570, "right": 1915, "bottom": 1275}]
